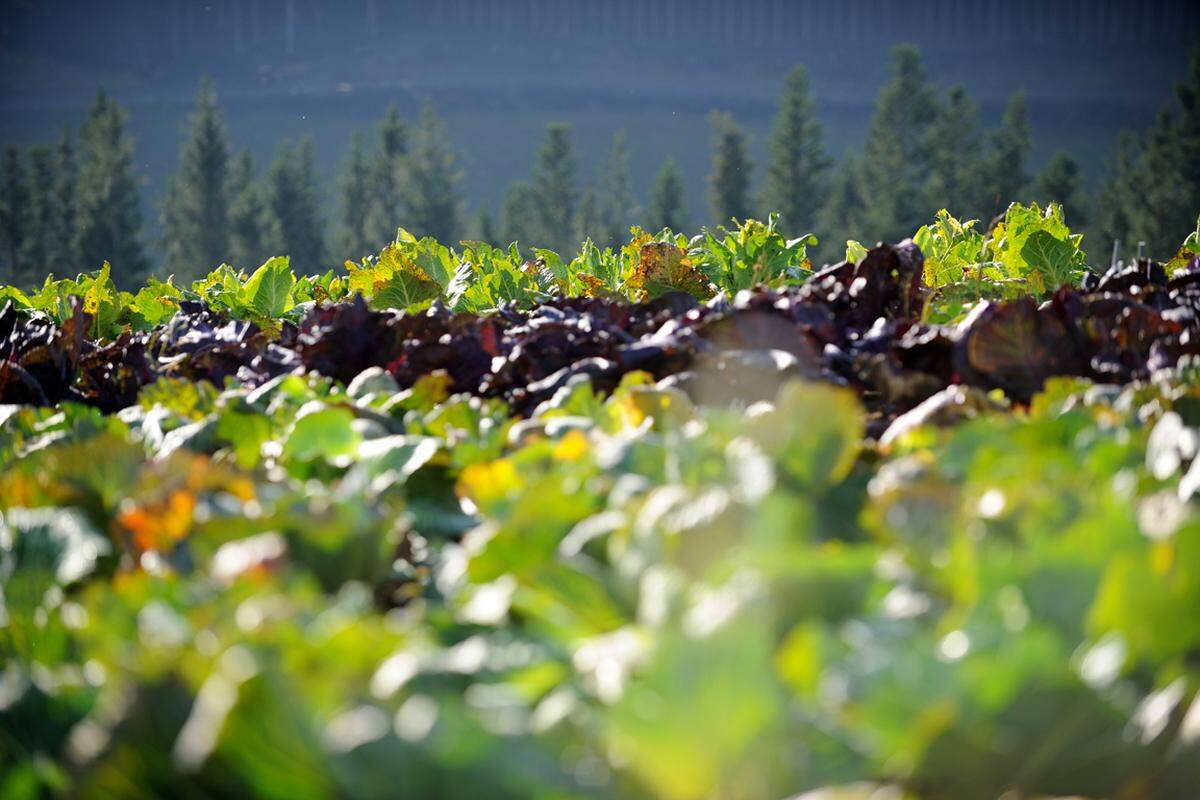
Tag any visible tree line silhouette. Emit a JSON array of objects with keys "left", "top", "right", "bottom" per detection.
[{"left": 1, "top": 43, "right": 1197, "bottom": 289}]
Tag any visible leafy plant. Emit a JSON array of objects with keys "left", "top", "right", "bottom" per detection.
[
  {"left": 915, "top": 203, "right": 1088, "bottom": 322},
  {"left": 4, "top": 212, "right": 1200, "bottom": 800}
]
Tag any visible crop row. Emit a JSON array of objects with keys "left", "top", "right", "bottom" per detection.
[{"left": 3, "top": 206, "right": 1200, "bottom": 799}]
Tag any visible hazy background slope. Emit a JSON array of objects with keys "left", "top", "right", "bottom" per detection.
[{"left": 1, "top": 0, "right": 1198, "bottom": 242}]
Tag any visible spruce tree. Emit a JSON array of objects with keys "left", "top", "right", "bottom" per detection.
[
  {"left": 597, "top": 131, "right": 635, "bottom": 247},
  {"left": 1092, "top": 133, "right": 1140, "bottom": 265},
  {"left": 20, "top": 145, "right": 57, "bottom": 284},
  {"left": 1030, "top": 152, "right": 1090, "bottom": 229},
  {"left": 227, "top": 149, "right": 269, "bottom": 269},
  {"left": 401, "top": 102, "right": 462, "bottom": 243},
  {"left": 648, "top": 157, "right": 689, "bottom": 233},
  {"left": 0, "top": 146, "right": 30, "bottom": 283},
  {"left": 1174, "top": 42, "right": 1200, "bottom": 217},
  {"left": 336, "top": 132, "right": 373, "bottom": 260},
  {"left": 364, "top": 105, "right": 408, "bottom": 248},
  {"left": 821, "top": 154, "right": 867, "bottom": 258},
  {"left": 576, "top": 186, "right": 599, "bottom": 245},
  {"left": 49, "top": 127, "right": 79, "bottom": 270},
  {"left": 500, "top": 181, "right": 541, "bottom": 248},
  {"left": 531, "top": 123, "right": 579, "bottom": 254},
  {"left": 1125, "top": 109, "right": 1192, "bottom": 257},
  {"left": 979, "top": 92, "right": 1032, "bottom": 222},
  {"left": 856, "top": 45, "right": 940, "bottom": 244},
  {"left": 161, "top": 79, "right": 232, "bottom": 279},
  {"left": 924, "top": 85, "right": 983, "bottom": 219},
  {"left": 264, "top": 137, "right": 325, "bottom": 272},
  {"left": 763, "top": 65, "right": 829, "bottom": 234},
  {"left": 75, "top": 89, "right": 148, "bottom": 282},
  {"left": 708, "top": 110, "right": 754, "bottom": 225},
  {"left": 473, "top": 205, "right": 499, "bottom": 245},
  {"left": 1092, "top": 40, "right": 1200, "bottom": 259}
]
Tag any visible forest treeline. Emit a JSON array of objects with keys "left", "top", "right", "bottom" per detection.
[{"left": 1, "top": 43, "right": 1198, "bottom": 288}]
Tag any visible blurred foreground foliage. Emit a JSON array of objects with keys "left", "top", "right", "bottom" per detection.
[{"left": 4, "top": 358, "right": 1200, "bottom": 798}]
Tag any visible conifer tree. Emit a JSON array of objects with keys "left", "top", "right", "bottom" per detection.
[
  {"left": 0, "top": 146, "right": 30, "bottom": 283},
  {"left": 364, "top": 105, "right": 408, "bottom": 248},
  {"left": 161, "top": 79, "right": 231, "bottom": 279},
  {"left": 20, "top": 145, "right": 57, "bottom": 284},
  {"left": 708, "top": 111, "right": 754, "bottom": 225},
  {"left": 648, "top": 157, "right": 689, "bottom": 233},
  {"left": 473, "top": 205, "right": 499, "bottom": 245},
  {"left": 820, "top": 153, "right": 866, "bottom": 259},
  {"left": 531, "top": 123, "right": 579, "bottom": 254},
  {"left": 1092, "top": 132, "right": 1140, "bottom": 265},
  {"left": 75, "top": 89, "right": 148, "bottom": 282},
  {"left": 924, "top": 85, "right": 982, "bottom": 219},
  {"left": 1173, "top": 42, "right": 1200, "bottom": 217},
  {"left": 978, "top": 92, "right": 1032, "bottom": 222},
  {"left": 856, "top": 45, "right": 940, "bottom": 244},
  {"left": 500, "top": 181, "right": 541, "bottom": 248},
  {"left": 48, "top": 127, "right": 79, "bottom": 270},
  {"left": 1125, "top": 109, "right": 1192, "bottom": 256},
  {"left": 1091, "top": 40, "right": 1200, "bottom": 259},
  {"left": 597, "top": 131, "right": 635, "bottom": 247},
  {"left": 336, "top": 132, "right": 373, "bottom": 260},
  {"left": 763, "top": 65, "right": 829, "bottom": 234},
  {"left": 264, "top": 137, "right": 325, "bottom": 272},
  {"left": 576, "top": 186, "right": 599, "bottom": 245},
  {"left": 227, "top": 149, "right": 269, "bottom": 269},
  {"left": 401, "top": 102, "right": 462, "bottom": 243},
  {"left": 1030, "top": 152, "right": 1090, "bottom": 229}
]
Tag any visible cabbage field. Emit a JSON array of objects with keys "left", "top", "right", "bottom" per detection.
[{"left": 3, "top": 205, "right": 1200, "bottom": 799}]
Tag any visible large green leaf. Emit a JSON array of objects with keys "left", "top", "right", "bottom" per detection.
[{"left": 240, "top": 256, "right": 296, "bottom": 319}]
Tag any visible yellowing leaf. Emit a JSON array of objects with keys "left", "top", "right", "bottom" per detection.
[
  {"left": 348, "top": 242, "right": 442, "bottom": 310},
  {"left": 627, "top": 242, "right": 712, "bottom": 302},
  {"left": 552, "top": 429, "right": 589, "bottom": 462},
  {"left": 459, "top": 459, "right": 519, "bottom": 508},
  {"left": 117, "top": 489, "right": 196, "bottom": 553}
]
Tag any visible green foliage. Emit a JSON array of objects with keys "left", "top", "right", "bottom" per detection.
[
  {"left": 346, "top": 230, "right": 452, "bottom": 311},
  {"left": 161, "top": 79, "right": 231, "bottom": 281},
  {"left": 915, "top": 203, "right": 1088, "bottom": 322},
  {"left": 597, "top": 130, "right": 636, "bottom": 248},
  {"left": 18, "top": 144, "right": 56, "bottom": 282},
  {"left": 335, "top": 132, "right": 374, "bottom": 263},
  {"left": 845, "top": 239, "right": 869, "bottom": 264},
  {"left": 531, "top": 123, "right": 579, "bottom": 254},
  {"left": 648, "top": 157, "right": 689, "bottom": 234},
  {"left": 924, "top": 85, "right": 982, "bottom": 219},
  {"left": 855, "top": 45, "right": 940, "bottom": 244},
  {"left": 707, "top": 110, "right": 755, "bottom": 225},
  {"left": 0, "top": 262, "right": 177, "bottom": 339},
  {"left": 0, "top": 145, "right": 32, "bottom": 285},
  {"left": 5, "top": 193, "right": 1200, "bottom": 800},
  {"left": 499, "top": 180, "right": 540, "bottom": 249},
  {"left": 238, "top": 255, "right": 297, "bottom": 319},
  {"left": 1165, "top": 214, "right": 1200, "bottom": 274},
  {"left": 978, "top": 92, "right": 1032, "bottom": 221},
  {"left": 75, "top": 88, "right": 149, "bottom": 284},
  {"left": 763, "top": 65, "right": 830, "bottom": 236},
  {"left": 226, "top": 149, "right": 271, "bottom": 271},
  {"left": 820, "top": 153, "right": 866, "bottom": 259},
  {"left": 1030, "top": 152, "right": 1090, "bottom": 230},
  {"left": 691, "top": 214, "right": 816, "bottom": 293},
  {"left": 6, "top": 362, "right": 1200, "bottom": 798},
  {"left": 263, "top": 137, "right": 326, "bottom": 274},
  {"left": 49, "top": 126, "right": 80, "bottom": 272},
  {"left": 400, "top": 102, "right": 463, "bottom": 244},
  {"left": 472, "top": 204, "right": 499, "bottom": 246},
  {"left": 363, "top": 105, "right": 409, "bottom": 251}
]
